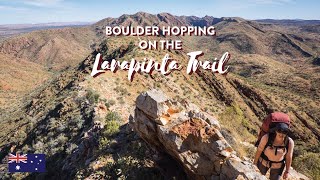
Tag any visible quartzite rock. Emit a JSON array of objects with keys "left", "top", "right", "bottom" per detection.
[{"left": 130, "top": 89, "right": 268, "bottom": 180}]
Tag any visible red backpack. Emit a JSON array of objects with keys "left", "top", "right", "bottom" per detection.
[{"left": 255, "top": 112, "right": 291, "bottom": 147}]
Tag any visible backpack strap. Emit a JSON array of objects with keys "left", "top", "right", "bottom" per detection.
[
  {"left": 264, "top": 133, "right": 288, "bottom": 154},
  {"left": 263, "top": 133, "right": 275, "bottom": 151},
  {"left": 260, "top": 133, "right": 289, "bottom": 167}
]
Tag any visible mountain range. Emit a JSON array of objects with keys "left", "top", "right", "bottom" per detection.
[{"left": 0, "top": 12, "right": 319, "bottom": 179}]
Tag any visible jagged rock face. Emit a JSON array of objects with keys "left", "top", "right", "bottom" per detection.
[{"left": 130, "top": 89, "right": 267, "bottom": 180}]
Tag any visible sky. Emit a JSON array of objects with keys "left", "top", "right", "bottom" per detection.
[{"left": 0, "top": 0, "right": 319, "bottom": 24}]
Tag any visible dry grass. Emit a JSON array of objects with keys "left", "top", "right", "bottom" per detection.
[
  {"left": 218, "top": 104, "right": 256, "bottom": 158},
  {"left": 0, "top": 53, "right": 51, "bottom": 108}
]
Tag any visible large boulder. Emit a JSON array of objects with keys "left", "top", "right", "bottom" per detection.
[{"left": 130, "top": 89, "right": 267, "bottom": 180}]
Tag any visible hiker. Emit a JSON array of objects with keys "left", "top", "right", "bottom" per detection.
[{"left": 253, "top": 112, "right": 294, "bottom": 180}]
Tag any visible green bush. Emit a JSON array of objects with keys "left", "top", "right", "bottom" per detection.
[
  {"left": 293, "top": 152, "right": 320, "bottom": 179},
  {"left": 86, "top": 89, "right": 100, "bottom": 104},
  {"left": 99, "top": 112, "right": 121, "bottom": 150},
  {"left": 57, "top": 134, "right": 68, "bottom": 145},
  {"left": 105, "top": 99, "right": 116, "bottom": 109},
  {"left": 103, "top": 111, "right": 121, "bottom": 136},
  {"left": 103, "top": 119, "right": 120, "bottom": 137},
  {"left": 70, "top": 116, "right": 85, "bottom": 130},
  {"left": 14, "top": 130, "right": 27, "bottom": 143},
  {"left": 103, "top": 155, "right": 163, "bottom": 179},
  {"left": 99, "top": 137, "right": 110, "bottom": 150},
  {"left": 33, "top": 140, "right": 45, "bottom": 154},
  {"left": 105, "top": 111, "right": 121, "bottom": 122},
  {"left": 103, "top": 156, "right": 139, "bottom": 179}
]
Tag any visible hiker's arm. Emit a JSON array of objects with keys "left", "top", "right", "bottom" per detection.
[
  {"left": 253, "top": 149, "right": 262, "bottom": 165},
  {"left": 253, "top": 134, "right": 268, "bottom": 165},
  {"left": 285, "top": 138, "right": 294, "bottom": 173}
]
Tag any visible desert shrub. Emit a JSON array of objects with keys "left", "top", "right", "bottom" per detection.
[
  {"left": 47, "top": 139, "right": 58, "bottom": 150},
  {"left": 293, "top": 152, "right": 320, "bottom": 180},
  {"left": 154, "top": 82, "right": 161, "bottom": 88},
  {"left": 57, "top": 123, "right": 66, "bottom": 132},
  {"left": 33, "top": 140, "right": 45, "bottom": 153},
  {"left": 57, "top": 134, "right": 68, "bottom": 145},
  {"left": 114, "top": 86, "right": 128, "bottom": 96},
  {"left": 48, "top": 118, "right": 58, "bottom": 129},
  {"left": 105, "top": 111, "right": 121, "bottom": 122},
  {"left": 26, "top": 122, "right": 34, "bottom": 132},
  {"left": 86, "top": 89, "right": 100, "bottom": 104},
  {"left": 105, "top": 99, "right": 116, "bottom": 109},
  {"left": 103, "top": 155, "right": 163, "bottom": 180},
  {"left": 103, "top": 120, "right": 120, "bottom": 137},
  {"left": 127, "top": 41, "right": 135, "bottom": 52},
  {"left": 103, "top": 156, "right": 140, "bottom": 179},
  {"left": 47, "top": 132, "right": 54, "bottom": 138},
  {"left": 102, "top": 111, "right": 121, "bottom": 137},
  {"left": 22, "top": 145, "right": 31, "bottom": 153},
  {"left": 66, "top": 143, "right": 78, "bottom": 155},
  {"left": 14, "top": 130, "right": 27, "bottom": 143},
  {"left": 68, "top": 115, "right": 85, "bottom": 130},
  {"left": 76, "top": 118, "right": 85, "bottom": 129},
  {"left": 99, "top": 137, "right": 111, "bottom": 150},
  {"left": 46, "top": 135, "right": 66, "bottom": 155},
  {"left": 99, "top": 112, "right": 121, "bottom": 150}
]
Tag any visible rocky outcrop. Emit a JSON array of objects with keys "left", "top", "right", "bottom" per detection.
[{"left": 130, "top": 89, "right": 267, "bottom": 180}]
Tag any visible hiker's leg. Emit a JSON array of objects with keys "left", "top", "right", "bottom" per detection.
[
  {"left": 269, "top": 168, "right": 282, "bottom": 180},
  {"left": 257, "top": 160, "right": 268, "bottom": 175},
  {"left": 269, "top": 164, "right": 285, "bottom": 180}
]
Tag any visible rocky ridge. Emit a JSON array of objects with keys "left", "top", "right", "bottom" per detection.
[{"left": 130, "top": 89, "right": 309, "bottom": 180}]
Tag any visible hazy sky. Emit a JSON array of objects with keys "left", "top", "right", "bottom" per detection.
[{"left": 0, "top": 0, "right": 319, "bottom": 24}]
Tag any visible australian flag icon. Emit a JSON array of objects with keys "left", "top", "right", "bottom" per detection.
[{"left": 8, "top": 153, "right": 46, "bottom": 173}]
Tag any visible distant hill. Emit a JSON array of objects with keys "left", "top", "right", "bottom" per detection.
[
  {"left": 0, "top": 22, "right": 92, "bottom": 40},
  {"left": 255, "top": 19, "right": 320, "bottom": 26}
]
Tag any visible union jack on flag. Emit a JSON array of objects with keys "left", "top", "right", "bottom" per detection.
[{"left": 8, "top": 153, "right": 28, "bottom": 163}]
